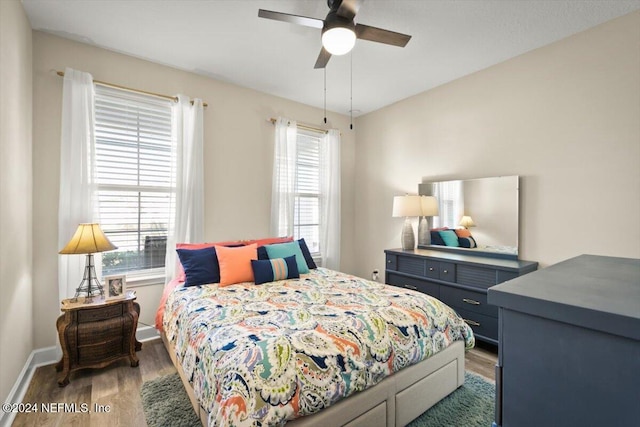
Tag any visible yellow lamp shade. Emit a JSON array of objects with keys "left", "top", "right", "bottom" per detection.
[
  {"left": 59, "top": 223, "right": 117, "bottom": 254},
  {"left": 459, "top": 216, "right": 476, "bottom": 228}
]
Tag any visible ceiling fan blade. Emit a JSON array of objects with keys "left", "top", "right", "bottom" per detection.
[
  {"left": 355, "top": 23, "right": 411, "bottom": 47},
  {"left": 258, "top": 9, "right": 323, "bottom": 29},
  {"left": 336, "top": 0, "right": 363, "bottom": 21},
  {"left": 314, "top": 47, "right": 332, "bottom": 69}
]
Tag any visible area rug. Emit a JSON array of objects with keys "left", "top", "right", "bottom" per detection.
[{"left": 141, "top": 371, "right": 494, "bottom": 427}]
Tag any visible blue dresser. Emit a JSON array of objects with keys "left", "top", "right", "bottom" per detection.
[
  {"left": 385, "top": 248, "right": 538, "bottom": 344},
  {"left": 488, "top": 254, "right": 640, "bottom": 427}
]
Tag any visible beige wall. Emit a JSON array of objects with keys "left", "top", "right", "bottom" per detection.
[
  {"left": 353, "top": 11, "right": 640, "bottom": 278},
  {"left": 0, "top": 0, "right": 33, "bottom": 405},
  {"left": 32, "top": 33, "right": 356, "bottom": 348}
]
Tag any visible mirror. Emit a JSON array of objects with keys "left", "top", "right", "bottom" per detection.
[{"left": 418, "top": 176, "right": 519, "bottom": 259}]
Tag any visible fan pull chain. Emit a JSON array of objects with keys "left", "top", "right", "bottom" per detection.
[
  {"left": 350, "top": 51, "right": 353, "bottom": 130},
  {"left": 323, "top": 67, "right": 327, "bottom": 124}
]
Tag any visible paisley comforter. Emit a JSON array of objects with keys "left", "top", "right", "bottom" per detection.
[{"left": 163, "top": 268, "right": 475, "bottom": 426}]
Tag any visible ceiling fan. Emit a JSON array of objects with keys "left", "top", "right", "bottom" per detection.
[{"left": 258, "top": 0, "right": 412, "bottom": 69}]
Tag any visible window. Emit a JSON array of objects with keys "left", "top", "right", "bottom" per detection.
[
  {"left": 94, "top": 86, "right": 175, "bottom": 276},
  {"left": 294, "top": 129, "right": 322, "bottom": 255},
  {"left": 433, "top": 180, "right": 463, "bottom": 229}
]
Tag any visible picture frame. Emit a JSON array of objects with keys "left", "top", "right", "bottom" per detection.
[{"left": 105, "top": 274, "right": 126, "bottom": 299}]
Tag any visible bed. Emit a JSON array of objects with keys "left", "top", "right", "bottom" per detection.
[{"left": 156, "top": 240, "right": 475, "bottom": 427}]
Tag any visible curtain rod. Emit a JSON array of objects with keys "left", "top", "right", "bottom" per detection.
[
  {"left": 56, "top": 71, "right": 208, "bottom": 108},
  {"left": 269, "top": 117, "right": 336, "bottom": 135}
]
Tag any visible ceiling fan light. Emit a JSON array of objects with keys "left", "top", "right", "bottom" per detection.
[{"left": 322, "top": 27, "right": 356, "bottom": 55}]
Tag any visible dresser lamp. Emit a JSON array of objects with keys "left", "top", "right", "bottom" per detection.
[
  {"left": 459, "top": 215, "right": 476, "bottom": 229},
  {"left": 392, "top": 195, "right": 422, "bottom": 250},
  {"left": 418, "top": 196, "right": 439, "bottom": 246},
  {"left": 59, "top": 223, "right": 117, "bottom": 303}
]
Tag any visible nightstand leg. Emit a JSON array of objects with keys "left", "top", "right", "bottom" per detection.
[{"left": 129, "top": 353, "right": 139, "bottom": 367}]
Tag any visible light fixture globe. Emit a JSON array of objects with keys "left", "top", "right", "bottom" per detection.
[
  {"left": 322, "top": 27, "right": 356, "bottom": 55},
  {"left": 321, "top": 10, "right": 356, "bottom": 55}
]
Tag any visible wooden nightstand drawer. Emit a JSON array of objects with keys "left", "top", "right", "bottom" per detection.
[
  {"left": 78, "top": 304, "right": 123, "bottom": 322},
  {"left": 77, "top": 317, "right": 124, "bottom": 345},
  {"left": 78, "top": 337, "right": 124, "bottom": 365}
]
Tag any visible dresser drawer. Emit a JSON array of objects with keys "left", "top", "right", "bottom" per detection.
[
  {"left": 457, "top": 265, "right": 497, "bottom": 289},
  {"left": 425, "top": 260, "right": 440, "bottom": 279},
  {"left": 440, "top": 287, "right": 498, "bottom": 318},
  {"left": 77, "top": 304, "right": 123, "bottom": 322},
  {"left": 439, "top": 262, "right": 456, "bottom": 282},
  {"left": 397, "top": 256, "right": 425, "bottom": 276},
  {"left": 386, "top": 274, "right": 439, "bottom": 298},
  {"left": 386, "top": 254, "right": 397, "bottom": 271},
  {"left": 455, "top": 307, "right": 498, "bottom": 341}
]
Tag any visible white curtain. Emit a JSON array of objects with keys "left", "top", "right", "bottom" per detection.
[
  {"left": 270, "top": 117, "right": 298, "bottom": 237},
  {"left": 58, "top": 68, "right": 98, "bottom": 301},
  {"left": 164, "top": 95, "right": 205, "bottom": 283},
  {"left": 320, "top": 129, "right": 341, "bottom": 269}
]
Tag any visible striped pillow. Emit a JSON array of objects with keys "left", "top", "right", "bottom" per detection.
[{"left": 251, "top": 256, "right": 300, "bottom": 285}]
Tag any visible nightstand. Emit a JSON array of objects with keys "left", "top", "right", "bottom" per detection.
[{"left": 56, "top": 291, "right": 142, "bottom": 386}]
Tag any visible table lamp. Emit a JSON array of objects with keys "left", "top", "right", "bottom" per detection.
[
  {"left": 392, "top": 195, "right": 422, "bottom": 250},
  {"left": 459, "top": 215, "right": 476, "bottom": 229},
  {"left": 418, "top": 196, "right": 439, "bottom": 246},
  {"left": 59, "top": 223, "right": 117, "bottom": 302}
]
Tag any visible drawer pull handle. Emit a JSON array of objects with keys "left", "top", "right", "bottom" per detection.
[
  {"left": 464, "top": 319, "right": 481, "bottom": 327},
  {"left": 462, "top": 298, "right": 481, "bottom": 305},
  {"left": 404, "top": 284, "right": 418, "bottom": 291},
  {"left": 388, "top": 260, "right": 392, "bottom": 263},
  {"left": 443, "top": 270, "right": 448, "bottom": 274},
  {"left": 429, "top": 267, "right": 434, "bottom": 271}
]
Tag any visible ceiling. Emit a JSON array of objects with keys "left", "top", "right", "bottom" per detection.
[{"left": 22, "top": 0, "right": 640, "bottom": 117}]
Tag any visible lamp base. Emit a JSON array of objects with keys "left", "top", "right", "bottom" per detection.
[
  {"left": 401, "top": 217, "right": 416, "bottom": 250},
  {"left": 73, "top": 254, "right": 104, "bottom": 303},
  {"left": 418, "top": 216, "right": 432, "bottom": 246}
]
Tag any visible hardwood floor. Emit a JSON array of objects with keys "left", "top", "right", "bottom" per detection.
[{"left": 12, "top": 338, "right": 497, "bottom": 427}]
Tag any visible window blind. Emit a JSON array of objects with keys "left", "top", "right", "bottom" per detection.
[
  {"left": 295, "top": 130, "right": 321, "bottom": 255},
  {"left": 94, "top": 86, "right": 175, "bottom": 275}
]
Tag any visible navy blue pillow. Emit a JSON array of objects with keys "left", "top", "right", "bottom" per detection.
[
  {"left": 430, "top": 230, "right": 446, "bottom": 245},
  {"left": 251, "top": 255, "right": 299, "bottom": 285},
  {"left": 297, "top": 238, "right": 317, "bottom": 269},
  {"left": 176, "top": 247, "right": 220, "bottom": 287},
  {"left": 257, "top": 245, "right": 269, "bottom": 260},
  {"left": 459, "top": 236, "right": 477, "bottom": 248}
]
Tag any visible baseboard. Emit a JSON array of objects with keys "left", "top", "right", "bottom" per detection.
[
  {"left": 0, "top": 326, "right": 158, "bottom": 427},
  {"left": 137, "top": 325, "right": 160, "bottom": 342},
  {"left": 0, "top": 345, "right": 57, "bottom": 427}
]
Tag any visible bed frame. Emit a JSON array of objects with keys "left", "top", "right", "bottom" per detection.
[{"left": 161, "top": 333, "right": 465, "bottom": 427}]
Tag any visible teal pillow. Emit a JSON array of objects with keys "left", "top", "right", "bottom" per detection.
[
  {"left": 264, "top": 241, "right": 309, "bottom": 274},
  {"left": 439, "top": 230, "right": 460, "bottom": 247}
]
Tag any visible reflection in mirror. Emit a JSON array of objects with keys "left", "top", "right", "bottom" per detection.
[{"left": 418, "top": 176, "right": 519, "bottom": 258}]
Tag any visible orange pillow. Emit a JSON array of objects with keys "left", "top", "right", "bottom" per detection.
[
  {"left": 175, "top": 240, "right": 243, "bottom": 281},
  {"left": 455, "top": 229, "right": 472, "bottom": 238},
  {"left": 216, "top": 244, "right": 258, "bottom": 286}
]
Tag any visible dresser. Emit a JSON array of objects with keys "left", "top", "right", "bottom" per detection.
[
  {"left": 487, "top": 255, "right": 640, "bottom": 427},
  {"left": 384, "top": 248, "right": 538, "bottom": 344},
  {"left": 56, "top": 291, "right": 142, "bottom": 386}
]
